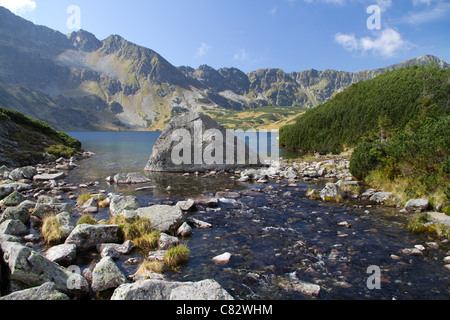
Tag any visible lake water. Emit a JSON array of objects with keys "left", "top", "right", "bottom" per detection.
[{"left": 65, "top": 132, "right": 450, "bottom": 300}]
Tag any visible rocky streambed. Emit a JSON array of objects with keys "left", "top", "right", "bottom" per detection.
[{"left": 0, "top": 154, "right": 449, "bottom": 300}]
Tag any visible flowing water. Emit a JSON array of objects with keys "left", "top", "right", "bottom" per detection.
[{"left": 65, "top": 132, "right": 450, "bottom": 300}]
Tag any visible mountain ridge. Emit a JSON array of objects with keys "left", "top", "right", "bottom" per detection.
[{"left": 0, "top": 6, "right": 448, "bottom": 131}]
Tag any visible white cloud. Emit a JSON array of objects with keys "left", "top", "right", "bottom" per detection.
[
  {"left": 195, "top": 43, "right": 210, "bottom": 58},
  {"left": 335, "top": 28, "right": 411, "bottom": 58},
  {"left": 233, "top": 49, "right": 248, "bottom": 61},
  {"left": 0, "top": 0, "right": 36, "bottom": 19}
]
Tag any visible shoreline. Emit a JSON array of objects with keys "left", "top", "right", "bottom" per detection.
[{"left": 1, "top": 153, "right": 449, "bottom": 300}]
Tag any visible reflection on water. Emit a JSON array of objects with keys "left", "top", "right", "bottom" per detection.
[{"left": 64, "top": 132, "right": 450, "bottom": 300}]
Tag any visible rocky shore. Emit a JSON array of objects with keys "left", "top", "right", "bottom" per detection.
[{"left": 1, "top": 153, "right": 449, "bottom": 300}]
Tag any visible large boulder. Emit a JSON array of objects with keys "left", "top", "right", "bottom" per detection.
[
  {"left": 0, "top": 220, "right": 28, "bottom": 236},
  {"left": 0, "top": 183, "right": 32, "bottom": 200},
  {"left": 0, "top": 205, "right": 30, "bottom": 224},
  {"left": 44, "top": 244, "right": 77, "bottom": 266},
  {"left": 0, "top": 282, "right": 70, "bottom": 300},
  {"left": 91, "top": 257, "right": 126, "bottom": 292},
  {"left": 135, "top": 205, "right": 185, "bottom": 234},
  {"left": 111, "top": 279, "right": 234, "bottom": 300},
  {"left": 0, "top": 191, "right": 26, "bottom": 207},
  {"left": 170, "top": 279, "right": 234, "bottom": 300},
  {"left": 8, "top": 166, "right": 37, "bottom": 181},
  {"left": 0, "top": 241, "right": 88, "bottom": 295},
  {"left": 65, "top": 224, "right": 122, "bottom": 251},
  {"left": 145, "top": 112, "right": 261, "bottom": 172}
]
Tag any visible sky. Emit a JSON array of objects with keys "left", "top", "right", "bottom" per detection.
[{"left": 0, "top": 0, "right": 449, "bottom": 73}]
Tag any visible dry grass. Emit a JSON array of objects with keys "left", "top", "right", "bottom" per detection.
[{"left": 42, "top": 215, "right": 64, "bottom": 245}]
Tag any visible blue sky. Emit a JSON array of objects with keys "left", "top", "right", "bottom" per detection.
[{"left": 1, "top": 0, "right": 449, "bottom": 73}]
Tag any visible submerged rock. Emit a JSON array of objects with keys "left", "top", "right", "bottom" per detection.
[{"left": 145, "top": 112, "right": 261, "bottom": 173}]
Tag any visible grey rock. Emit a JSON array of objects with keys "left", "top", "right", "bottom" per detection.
[
  {"left": 169, "top": 279, "right": 234, "bottom": 300},
  {"left": 111, "top": 279, "right": 233, "bottom": 301},
  {"left": 65, "top": 224, "right": 122, "bottom": 250},
  {"left": 91, "top": 257, "right": 126, "bottom": 292},
  {"left": 404, "top": 198, "right": 429, "bottom": 212},
  {"left": 191, "top": 218, "right": 212, "bottom": 229},
  {"left": 145, "top": 112, "right": 261, "bottom": 173},
  {"left": 8, "top": 167, "right": 37, "bottom": 181},
  {"left": 177, "top": 222, "right": 193, "bottom": 237},
  {"left": 56, "top": 211, "right": 76, "bottom": 238},
  {"left": 0, "top": 282, "right": 70, "bottom": 300},
  {"left": 136, "top": 205, "right": 185, "bottom": 234},
  {"left": 320, "top": 182, "right": 344, "bottom": 201},
  {"left": 111, "top": 279, "right": 183, "bottom": 300},
  {"left": 0, "top": 241, "right": 88, "bottom": 295},
  {"left": 97, "top": 240, "right": 136, "bottom": 255},
  {"left": 109, "top": 195, "right": 141, "bottom": 216},
  {"left": 113, "top": 172, "right": 151, "bottom": 184},
  {"left": 0, "top": 191, "right": 26, "bottom": 207},
  {"left": 176, "top": 199, "right": 196, "bottom": 212},
  {"left": 0, "top": 183, "right": 32, "bottom": 200},
  {"left": 100, "top": 246, "right": 121, "bottom": 260},
  {"left": 0, "top": 219, "right": 28, "bottom": 236},
  {"left": 212, "top": 252, "right": 232, "bottom": 265},
  {"left": 215, "top": 191, "right": 240, "bottom": 199},
  {"left": 33, "top": 172, "right": 65, "bottom": 181},
  {"left": 369, "top": 192, "right": 393, "bottom": 204},
  {"left": 32, "top": 202, "right": 73, "bottom": 220},
  {"left": 158, "top": 233, "right": 180, "bottom": 250},
  {"left": 45, "top": 244, "right": 77, "bottom": 266},
  {"left": 0, "top": 205, "right": 30, "bottom": 224}
]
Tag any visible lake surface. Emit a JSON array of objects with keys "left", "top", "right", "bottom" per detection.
[{"left": 66, "top": 132, "right": 450, "bottom": 300}]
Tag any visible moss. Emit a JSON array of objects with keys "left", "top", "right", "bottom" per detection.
[{"left": 442, "top": 205, "right": 450, "bottom": 215}]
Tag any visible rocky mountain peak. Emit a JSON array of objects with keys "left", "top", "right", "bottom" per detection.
[{"left": 67, "top": 29, "right": 102, "bottom": 52}]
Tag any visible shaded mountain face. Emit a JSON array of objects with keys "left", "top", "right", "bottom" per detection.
[{"left": 0, "top": 7, "right": 448, "bottom": 131}]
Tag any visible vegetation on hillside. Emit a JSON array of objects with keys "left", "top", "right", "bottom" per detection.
[
  {"left": 0, "top": 105, "right": 82, "bottom": 159},
  {"left": 280, "top": 64, "right": 450, "bottom": 204}
]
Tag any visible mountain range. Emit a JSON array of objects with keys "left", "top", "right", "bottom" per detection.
[{"left": 0, "top": 6, "right": 448, "bottom": 131}]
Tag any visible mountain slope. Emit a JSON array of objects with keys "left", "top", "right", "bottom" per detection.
[
  {"left": 0, "top": 6, "right": 448, "bottom": 131},
  {"left": 0, "top": 106, "right": 81, "bottom": 167}
]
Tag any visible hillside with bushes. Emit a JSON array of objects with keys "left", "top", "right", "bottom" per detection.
[
  {"left": 0, "top": 106, "right": 82, "bottom": 167},
  {"left": 280, "top": 64, "right": 449, "bottom": 205}
]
